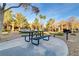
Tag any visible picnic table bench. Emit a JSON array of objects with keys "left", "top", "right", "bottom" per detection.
[{"left": 31, "top": 35, "right": 50, "bottom": 45}]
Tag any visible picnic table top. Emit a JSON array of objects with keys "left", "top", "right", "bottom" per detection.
[{"left": 19, "top": 30, "right": 44, "bottom": 33}]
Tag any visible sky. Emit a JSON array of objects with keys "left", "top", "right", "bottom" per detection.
[{"left": 6, "top": 3, "right": 79, "bottom": 24}]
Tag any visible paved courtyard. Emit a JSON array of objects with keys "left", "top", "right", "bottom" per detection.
[{"left": 0, "top": 36, "right": 68, "bottom": 56}]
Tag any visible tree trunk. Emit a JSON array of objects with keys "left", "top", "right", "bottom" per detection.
[
  {"left": 0, "top": 10, "right": 4, "bottom": 33},
  {"left": 58, "top": 27, "right": 61, "bottom": 32},
  {"left": 11, "top": 22, "right": 14, "bottom": 32}
]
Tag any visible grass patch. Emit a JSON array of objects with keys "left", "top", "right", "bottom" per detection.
[{"left": 50, "top": 32, "right": 64, "bottom": 36}]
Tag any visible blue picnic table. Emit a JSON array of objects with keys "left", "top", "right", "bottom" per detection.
[{"left": 20, "top": 30, "right": 50, "bottom": 45}]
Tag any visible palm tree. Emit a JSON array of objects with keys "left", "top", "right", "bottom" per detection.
[
  {"left": 39, "top": 14, "right": 46, "bottom": 30},
  {"left": 46, "top": 18, "right": 55, "bottom": 31},
  {"left": 31, "top": 18, "right": 41, "bottom": 30}
]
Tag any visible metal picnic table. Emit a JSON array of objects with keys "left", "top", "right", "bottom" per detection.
[{"left": 20, "top": 30, "right": 44, "bottom": 42}]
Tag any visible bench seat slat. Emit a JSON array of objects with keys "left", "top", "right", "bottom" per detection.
[{"left": 32, "top": 35, "right": 50, "bottom": 40}]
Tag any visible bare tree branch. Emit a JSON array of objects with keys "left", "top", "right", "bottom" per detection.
[
  {"left": 3, "top": 3, "right": 39, "bottom": 15},
  {"left": 30, "top": 5, "right": 39, "bottom": 15},
  {"left": 3, "top": 3, "right": 23, "bottom": 13}
]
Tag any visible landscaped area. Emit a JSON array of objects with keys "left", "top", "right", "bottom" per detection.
[{"left": 0, "top": 3, "right": 79, "bottom": 56}]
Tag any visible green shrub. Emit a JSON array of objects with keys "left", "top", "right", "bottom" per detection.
[{"left": 70, "top": 33, "right": 76, "bottom": 36}]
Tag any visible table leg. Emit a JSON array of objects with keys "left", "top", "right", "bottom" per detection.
[
  {"left": 25, "top": 36, "right": 30, "bottom": 42},
  {"left": 42, "top": 31, "right": 44, "bottom": 36},
  {"left": 31, "top": 39, "right": 39, "bottom": 46},
  {"left": 24, "top": 36, "right": 26, "bottom": 41},
  {"left": 31, "top": 32, "right": 33, "bottom": 38},
  {"left": 40, "top": 32, "right": 41, "bottom": 36},
  {"left": 28, "top": 33, "right": 31, "bottom": 42},
  {"left": 36, "top": 34, "right": 37, "bottom": 37}
]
